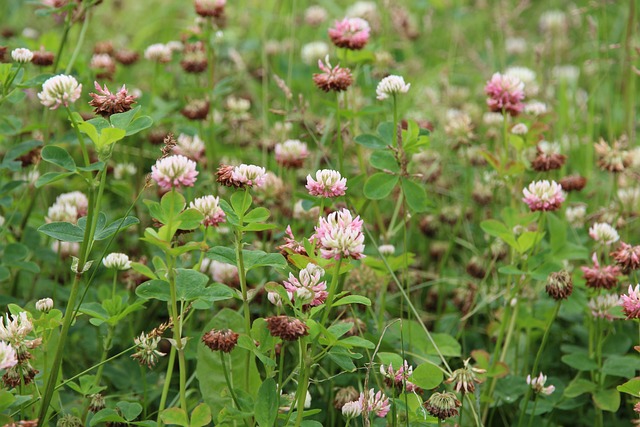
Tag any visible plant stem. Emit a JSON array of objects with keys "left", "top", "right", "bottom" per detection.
[
  {"left": 66, "top": 106, "right": 91, "bottom": 170},
  {"left": 157, "top": 345, "right": 177, "bottom": 425},
  {"left": 335, "top": 93, "right": 344, "bottom": 172},
  {"left": 320, "top": 257, "right": 343, "bottom": 328},
  {"left": 294, "top": 338, "right": 309, "bottom": 427},
  {"left": 64, "top": 6, "right": 91, "bottom": 75},
  {"left": 235, "top": 189, "right": 252, "bottom": 390}
]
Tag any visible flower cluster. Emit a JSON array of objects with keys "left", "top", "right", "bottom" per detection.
[
  {"left": 103, "top": 253, "right": 132, "bottom": 270},
  {"left": 380, "top": 360, "right": 420, "bottom": 392},
  {"left": 283, "top": 263, "right": 328, "bottom": 307},
  {"left": 173, "top": 133, "right": 206, "bottom": 161},
  {"left": 89, "top": 82, "right": 137, "bottom": 117},
  {"left": 190, "top": 195, "right": 226, "bottom": 227},
  {"left": 328, "top": 17, "right": 370, "bottom": 50},
  {"left": 311, "top": 209, "right": 365, "bottom": 260},
  {"left": 484, "top": 72, "right": 525, "bottom": 116},
  {"left": 620, "top": 284, "right": 640, "bottom": 320},
  {"left": 376, "top": 75, "right": 411, "bottom": 100},
  {"left": 522, "top": 180, "right": 565, "bottom": 212},
  {"left": 312, "top": 57, "right": 353, "bottom": 92},
  {"left": 38, "top": 74, "right": 82, "bottom": 109},
  {"left": 526, "top": 372, "right": 555, "bottom": 395},
  {"left": 581, "top": 253, "right": 621, "bottom": 290},
  {"left": 46, "top": 191, "right": 88, "bottom": 224},
  {"left": 131, "top": 332, "right": 165, "bottom": 368},
  {"left": 274, "top": 139, "right": 309, "bottom": 168},
  {"left": 151, "top": 155, "right": 199, "bottom": 190},
  {"left": 306, "top": 169, "right": 347, "bottom": 198}
]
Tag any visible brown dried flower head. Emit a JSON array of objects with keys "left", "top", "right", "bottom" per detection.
[
  {"left": 180, "top": 42, "right": 208, "bottom": 73},
  {"left": 595, "top": 137, "right": 631, "bottom": 173},
  {"left": 445, "top": 358, "right": 486, "bottom": 394},
  {"left": 88, "top": 393, "right": 106, "bottom": 413},
  {"left": 559, "top": 175, "right": 587, "bottom": 192},
  {"left": 423, "top": 391, "right": 461, "bottom": 420},
  {"left": 313, "top": 57, "right": 353, "bottom": 92},
  {"left": 611, "top": 241, "right": 640, "bottom": 274},
  {"left": 202, "top": 329, "right": 239, "bottom": 353},
  {"left": 545, "top": 270, "right": 573, "bottom": 300},
  {"left": 334, "top": 386, "right": 359, "bottom": 409},
  {"left": 531, "top": 141, "right": 566, "bottom": 171},
  {"left": 89, "top": 81, "right": 137, "bottom": 117},
  {"left": 181, "top": 99, "right": 210, "bottom": 120},
  {"left": 265, "top": 315, "right": 309, "bottom": 341},
  {"left": 216, "top": 164, "right": 240, "bottom": 188},
  {"left": 32, "top": 47, "right": 54, "bottom": 66},
  {"left": 114, "top": 49, "right": 139, "bottom": 66}
]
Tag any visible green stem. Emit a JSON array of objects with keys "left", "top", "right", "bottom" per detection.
[
  {"left": 52, "top": 12, "right": 72, "bottom": 73},
  {"left": 219, "top": 351, "right": 247, "bottom": 422},
  {"left": 320, "top": 257, "right": 343, "bottom": 328},
  {"left": 294, "top": 338, "right": 309, "bottom": 427},
  {"left": 66, "top": 106, "right": 91, "bottom": 170},
  {"left": 157, "top": 345, "right": 177, "bottom": 425},
  {"left": 235, "top": 190, "right": 252, "bottom": 390},
  {"left": 336, "top": 93, "right": 343, "bottom": 172},
  {"left": 64, "top": 6, "right": 91, "bottom": 75},
  {"left": 393, "top": 94, "right": 399, "bottom": 147}
]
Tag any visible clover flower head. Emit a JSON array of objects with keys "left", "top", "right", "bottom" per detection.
[
  {"left": 275, "top": 139, "right": 309, "bottom": 168},
  {"left": 283, "top": 263, "right": 327, "bottom": 306},
  {"left": 522, "top": 180, "right": 565, "bottom": 211},
  {"left": 376, "top": 75, "right": 411, "bottom": 100},
  {"left": 103, "top": 252, "right": 132, "bottom": 270},
  {"left": 527, "top": 372, "right": 555, "bottom": 395},
  {"left": 11, "top": 48, "right": 33, "bottom": 63},
  {"left": 151, "top": 155, "right": 199, "bottom": 190},
  {"left": 589, "top": 222, "right": 620, "bottom": 246},
  {"left": 620, "top": 284, "right": 640, "bottom": 320},
  {"left": 313, "top": 56, "right": 353, "bottom": 92},
  {"left": 311, "top": 209, "right": 365, "bottom": 260},
  {"left": 131, "top": 332, "right": 165, "bottom": 368},
  {"left": 328, "top": 17, "right": 370, "bottom": 50},
  {"left": 189, "top": 195, "right": 226, "bottom": 227},
  {"left": 358, "top": 389, "right": 390, "bottom": 417},
  {"left": 231, "top": 164, "right": 267, "bottom": 188},
  {"left": 306, "top": 169, "right": 347, "bottom": 198},
  {"left": 89, "top": 81, "right": 137, "bottom": 117},
  {"left": 484, "top": 72, "right": 525, "bottom": 116},
  {"left": 38, "top": 74, "right": 82, "bottom": 109}
]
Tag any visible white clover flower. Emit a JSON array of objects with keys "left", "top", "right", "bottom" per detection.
[
  {"left": 588, "top": 223, "right": 619, "bottom": 246},
  {"left": 174, "top": 133, "right": 206, "bottom": 160},
  {"left": 0, "top": 215, "right": 4, "bottom": 228},
  {"left": 11, "top": 48, "right": 33, "bottom": 63},
  {"left": 618, "top": 187, "right": 640, "bottom": 206},
  {"left": 103, "top": 253, "right": 132, "bottom": 270},
  {"left": 166, "top": 40, "right": 184, "bottom": 52},
  {"left": 0, "top": 341, "right": 17, "bottom": 370},
  {"left": 588, "top": 294, "right": 620, "bottom": 321},
  {"left": 312, "top": 209, "right": 366, "bottom": 260},
  {"left": 511, "top": 123, "right": 528, "bottom": 135},
  {"left": 505, "top": 37, "right": 527, "bottom": 55},
  {"left": 151, "top": 155, "right": 199, "bottom": 190},
  {"left": 202, "top": 259, "right": 238, "bottom": 285},
  {"left": 565, "top": 205, "right": 587, "bottom": 228},
  {"left": 51, "top": 241, "right": 80, "bottom": 258},
  {"left": 275, "top": 139, "right": 309, "bottom": 168},
  {"left": 553, "top": 65, "right": 579, "bottom": 84},
  {"left": 306, "top": 169, "right": 347, "bottom": 198},
  {"left": 38, "top": 74, "right": 82, "bottom": 109},
  {"left": 342, "top": 400, "right": 363, "bottom": 418},
  {"left": 376, "top": 75, "right": 411, "bottom": 100},
  {"left": 301, "top": 41, "right": 329, "bottom": 65},
  {"left": 482, "top": 112, "right": 504, "bottom": 125},
  {"left": 524, "top": 101, "right": 547, "bottom": 116},
  {"left": 293, "top": 200, "right": 320, "bottom": 221},
  {"left": 46, "top": 191, "right": 88, "bottom": 224},
  {"left": 304, "top": 5, "right": 328, "bottom": 26},
  {"left": 144, "top": 43, "right": 172, "bottom": 63},
  {"left": 539, "top": 10, "right": 567, "bottom": 33},
  {"left": 190, "top": 195, "right": 226, "bottom": 227},
  {"left": 527, "top": 372, "right": 555, "bottom": 395},
  {"left": 0, "top": 312, "right": 33, "bottom": 347},
  {"left": 113, "top": 162, "right": 137, "bottom": 180},
  {"left": 231, "top": 164, "right": 267, "bottom": 188},
  {"left": 378, "top": 244, "right": 395, "bottom": 255},
  {"left": 505, "top": 66, "right": 538, "bottom": 96},
  {"left": 35, "top": 298, "right": 54, "bottom": 313}
]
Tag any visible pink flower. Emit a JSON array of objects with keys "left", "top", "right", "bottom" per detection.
[
  {"left": 380, "top": 360, "right": 420, "bottom": 393},
  {"left": 189, "top": 195, "right": 225, "bottom": 227},
  {"left": 306, "top": 169, "right": 347, "bottom": 198},
  {"left": 484, "top": 72, "right": 525, "bottom": 116},
  {"left": 231, "top": 164, "right": 267, "bottom": 188},
  {"left": 522, "top": 180, "right": 565, "bottom": 211},
  {"left": 89, "top": 81, "right": 137, "bottom": 117},
  {"left": 621, "top": 284, "right": 640, "bottom": 319},
  {"left": 283, "top": 263, "right": 327, "bottom": 306},
  {"left": 0, "top": 341, "right": 17, "bottom": 370},
  {"left": 328, "top": 17, "right": 370, "bottom": 50},
  {"left": 151, "top": 155, "right": 199, "bottom": 190},
  {"left": 581, "top": 253, "right": 621, "bottom": 290},
  {"left": 312, "top": 57, "right": 353, "bottom": 92},
  {"left": 311, "top": 209, "right": 365, "bottom": 260},
  {"left": 275, "top": 139, "right": 309, "bottom": 168},
  {"left": 358, "top": 389, "right": 390, "bottom": 418},
  {"left": 611, "top": 242, "right": 640, "bottom": 274}
]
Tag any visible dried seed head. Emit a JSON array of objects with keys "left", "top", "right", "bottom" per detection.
[
  {"left": 559, "top": 175, "right": 587, "bottom": 192},
  {"left": 545, "top": 270, "right": 573, "bottom": 300},
  {"left": 88, "top": 393, "right": 106, "bottom": 412},
  {"left": 334, "top": 386, "right": 360, "bottom": 409},
  {"left": 265, "top": 316, "right": 309, "bottom": 341},
  {"left": 423, "top": 391, "right": 461, "bottom": 420},
  {"left": 202, "top": 329, "right": 239, "bottom": 353}
]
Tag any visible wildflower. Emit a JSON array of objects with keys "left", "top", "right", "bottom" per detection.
[
  {"left": 311, "top": 209, "right": 366, "bottom": 260},
  {"left": 189, "top": 195, "right": 226, "bottom": 227},
  {"left": 483, "top": 112, "right": 504, "bottom": 125},
  {"left": 505, "top": 66, "right": 538, "bottom": 96},
  {"left": 359, "top": 389, "right": 390, "bottom": 417},
  {"left": 32, "top": 47, "right": 54, "bottom": 66},
  {"left": 545, "top": 270, "right": 573, "bottom": 300},
  {"left": 380, "top": 360, "right": 420, "bottom": 392},
  {"left": 506, "top": 37, "right": 527, "bottom": 55},
  {"left": 226, "top": 96, "right": 251, "bottom": 120},
  {"left": 306, "top": 169, "right": 347, "bottom": 198},
  {"left": 304, "top": 5, "right": 328, "bottom": 26},
  {"left": 11, "top": 48, "right": 33, "bottom": 63},
  {"left": 618, "top": 187, "right": 640, "bottom": 207},
  {"left": 103, "top": 253, "right": 131, "bottom": 270},
  {"left": 511, "top": 123, "right": 528, "bottom": 135},
  {"left": 283, "top": 263, "right": 327, "bottom": 307},
  {"left": 611, "top": 242, "right": 640, "bottom": 274},
  {"left": 46, "top": 191, "right": 88, "bottom": 224},
  {"left": 38, "top": 74, "right": 82, "bottom": 109},
  {"left": 173, "top": 133, "right": 205, "bottom": 160},
  {"left": 446, "top": 358, "right": 487, "bottom": 393},
  {"left": 202, "top": 329, "right": 239, "bottom": 353},
  {"left": 301, "top": 41, "right": 329, "bottom": 65},
  {"left": 341, "top": 400, "right": 363, "bottom": 418},
  {"left": 539, "top": 10, "right": 567, "bottom": 34},
  {"left": 444, "top": 109, "right": 474, "bottom": 147},
  {"left": 89, "top": 82, "right": 137, "bottom": 117},
  {"left": 181, "top": 99, "right": 210, "bottom": 120},
  {"left": 278, "top": 225, "right": 308, "bottom": 257},
  {"left": 114, "top": 162, "right": 137, "bottom": 180},
  {"left": 151, "top": 155, "right": 199, "bottom": 190},
  {"left": 51, "top": 241, "right": 80, "bottom": 258},
  {"left": 485, "top": 73, "right": 525, "bottom": 116},
  {"left": 588, "top": 294, "right": 620, "bottom": 321},
  {"left": 589, "top": 223, "right": 619, "bottom": 246},
  {"left": 180, "top": 42, "right": 208, "bottom": 73},
  {"left": 56, "top": 414, "right": 83, "bottom": 427},
  {"left": 328, "top": 17, "right": 370, "bottom": 50},
  {"left": 194, "top": 0, "right": 226, "bottom": 17},
  {"left": 3, "top": 361, "right": 38, "bottom": 387},
  {"left": 531, "top": 141, "right": 566, "bottom": 171},
  {"left": 131, "top": 332, "right": 165, "bottom": 368},
  {"left": 581, "top": 253, "right": 621, "bottom": 290},
  {"left": 89, "top": 53, "right": 116, "bottom": 78},
  {"left": 312, "top": 57, "right": 353, "bottom": 92},
  {"left": 231, "top": 164, "right": 267, "bottom": 188},
  {"left": 552, "top": 65, "right": 579, "bottom": 84},
  {"left": 144, "top": 43, "right": 172, "bottom": 63},
  {"left": 424, "top": 391, "right": 461, "bottom": 420},
  {"left": 378, "top": 244, "right": 395, "bottom": 256},
  {"left": 524, "top": 101, "right": 547, "bottom": 116},
  {"left": 559, "top": 175, "right": 587, "bottom": 192},
  {"left": 376, "top": 75, "right": 411, "bottom": 100},
  {"left": 527, "top": 373, "right": 555, "bottom": 395},
  {"left": 334, "top": 386, "right": 360, "bottom": 409},
  {"left": 275, "top": 139, "right": 309, "bottom": 168},
  {"left": 0, "top": 341, "right": 17, "bottom": 370},
  {"left": 115, "top": 49, "right": 139, "bottom": 65},
  {"left": 35, "top": 298, "right": 54, "bottom": 313},
  {"left": 0, "top": 312, "right": 33, "bottom": 348},
  {"left": 255, "top": 172, "right": 285, "bottom": 201},
  {"left": 595, "top": 138, "right": 631, "bottom": 173},
  {"left": 522, "top": 180, "right": 565, "bottom": 212},
  {"left": 265, "top": 316, "right": 309, "bottom": 341},
  {"left": 88, "top": 393, "right": 106, "bottom": 413}
]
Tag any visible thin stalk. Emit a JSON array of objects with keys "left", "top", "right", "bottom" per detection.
[
  {"left": 157, "top": 346, "right": 177, "bottom": 425},
  {"left": 335, "top": 93, "right": 344, "bottom": 172},
  {"left": 235, "top": 190, "right": 252, "bottom": 390},
  {"left": 66, "top": 106, "right": 91, "bottom": 169},
  {"left": 293, "top": 338, "right": 309, "bottom": 427},
  {"left": 52, "top": 11, "right": 72, "bottom": 72},
  {"left": 320, "top": 258, "right": 344, "bottom": 328},
  {"left": 64, "top": 6, "right": 91, "bottom": 75}
]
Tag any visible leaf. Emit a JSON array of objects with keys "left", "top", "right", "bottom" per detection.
[
  {"left": 411, "top": 362, "right": 444, "bottom": 390},
  {"left": 176, "top": 208, "right": 204, "bottom": 230},
  {"left": 35, "top": 171, "right": 76, "bottom": 188},
  {"left": 354, "top": 134, "right": 387, "bottom": 149},
  {"left": 109, "top": 106, "right": 140, "bottom": 130},
  {"left": 369, "top": 150, "right": 400, "bottom": 172},
  {"left": 90, "top": 409, "right": 128, "bottom": 426},
  {"left": 125, "top": 116, "right": 153, "bottom": 136},
  {"left": 40, "top": 145, "right": 76, "bottom": 171},
  {"left": 94, "top": 216, "right": 140, "bottom": 240},
  {"left": 98, "top": 127, "right": 127, "bottom": 147},
  {"left": 231, "top": 191, "right": 252, "bottom": 216},
  {"left": 161, "top": 191, "right": 186, "bottom": 220},
  {"left": 602, "top": 355, "right": 640, "bottom": 378},
  {"left": 561, "top": 353, "right": 597, "bottom": 371},
  {"left": 160, "top": 408, "right": 189, "bottom": 426},
  {"left": 333, "top": 295, "right": 371, "bottom": 307},
  {"left": 254, "top": 378, "right": 278, "bottom": 427},
  {"left": 190, "top": 403, "right": 212, "bottom": 427},
  {"left": 77, "top": 121, "right": 100, "bottom": 145},
  {"left": 243, "top": 250, "right": 288, "bottom": 271},
  {"left": 618, "top": 378, "right": 640, "bottom": 397},
  {"left": 363, "top": 173, "right": 398, "bottom": 200},
  {"left": 243, "top": 207, "right": 270, "bottom": 224},
  {"left": 38, "top": 221, "right": 84, "bottom": 242},
  {"left": 117, "top": 401, "right": 143, "bottom": 421},
  {"left": 401, "top": 178, "right": 429, "bottom": 212},
  {"left": 593, "top": 388, "right": 620, "bottom": 412},
  {"left": 3, "top": 243, "right": 28, "bottom": 263},
  {"left": 564, "top": 378, "right": 597, "bottom": 398}
]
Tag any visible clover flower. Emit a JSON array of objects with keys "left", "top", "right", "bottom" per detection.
[
  {"left": 376, "top": 75, "right": 411, "bottom": 100},
  {"left": 103, "top": 253, "right": 132, "bottom": 270},
  {"left": 328, "top": 17, "right": 370, "bottom": 50},
  {"left": 301, "top": 41, "right": 329, "bottom": 65},
  {"left": 194, "top": 0, "right": 226, "bottom": 17},
  {"left": 202, "top": 328, "right": 239, "bottom": 353},
  {"left": 531, "top": 141, "right": 566, "bottom": 171},
  {"left": 424, "top": 392, "right": 461, "bottom": 420},
  {"left": 89, "top": 81, "right": 137, "bottom": 117},
  {"left": 341, "top": 400, "right": 363, "bottom": 418},
  {"left": 304, "top": 5, "right": 328, "bottom": 26},
  {"left": 151, "top": 155, "right": 199, "bottom": 190},
  {"left": 131, "top": 332, "right": 165, "bottom": 368},
  {"left": 11, "top": 48, "right": 33, "bottom": 63},
  {"left": 526, "top": 373, "right": 555, "bottom": 395},
  {"left": 588, "top": 294, "right": 620, "bottom": 321},
  {"left": 306, "top": 169, "right": 347, "bottom": 198},
  {"left": 202, "top": 259, "right": 239, "bottom": 286},
  {"left": 46, "top": 191, "right": 88, "bottom": 223},
  {"left": 311, "top": 209, "right": 365, "bottom": 260},
  {"left": 522, "top": 180, "right": 565, "bottom": 212},
  {"left": 0, "top": 312, "right": 33, "bottom": 348},
  {"left": 594, "top": 138, "right": 631, "bottom": 173},
  {"left": 173, "top": 133, "right": 205, "bottom": 161},
  {"left": 0, "top": 341, "right": 17, "bottom": 370},
  {"left": 484, "top": 72, "right": 525, "bottom": 116},
  {"left": 589, "top": 223, "right": 619, "bottom": 246},
  {"left": 265, "top": 316, "right": 309, "bottom": 341},
  {"left": 189, "top": 195, "right": 225, "bottom": 227},
  {"left": 283, "top": 263, "right": 327, "bottom": 307},
  {"left": 38, "top": 74, "right": 82, "bottom": 109},
  {"left": 312, "top": 56, "right": 353, "bottom": 92},
  {"left": 35, "top": 298, "right": 54, "bottom": 313},
  {"left": 445, "top": 358, "right": 486, "bottom": 393},
  {"left": 581, "top": 253, "right": 621, "bottom": 290},
  {"left": 275, "top": 139, "right": 309, "bottom": 168},
  {"left": 32, "top": 47, "right": 55, "bottom": 66},
  {"left": 621, "top": 284, "right": 640, "bottom": 319},
  {"left": 358, "top": 389, "right": 390, "bottom": 417},
  {"left": 545, "top": 270, "right": 573, "bottom": 300},
  {"left": 144, "top": 43, "right": 172, "bottom": 63},
  {"left": 380, "top": 360, "right": 420, "bottom": 392},
  {"left": 611, "top": 242, "right": 640, "bottom": 274}
]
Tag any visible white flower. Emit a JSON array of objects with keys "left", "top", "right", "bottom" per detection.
[
  {"left": 565, "top": 205, "right": 587, "bottom": 227},
  {"left": 190, "top": 195, "right": 226, "bottom": 227},
  {"left": 174, "top": 133, "right": 206, "bottom": 160},
  {"left": 89, "top": 53, "right": 115, "bottom": 71},
  {"left": 483, "top": 112, "right": 504, "bottom": 125},
  {"left": 505, "top": 37, "right": 527, "bottom": 55},
  {"left": 341, "top": 400, "right": 363, "bottom": 418},
  {"left": 231, "top": 164, "right": 267, "bottom": 188},
  {"left": 524, "top": 101, "right": 547, "bottom": 116},
  {"left": 293, "top": 200, "right": 320, "bottom": 221},
  {"left": 511, "top": 123, "right": 528, "bottom": 135},
  {"left": 166, "top": 41, "right": 184, "bottom": 52},
  {"left": 202, "top": 259, "right": 238, "bottom": 285},
  {"left": 0, "top": 312, "right": 33, "bottom": 347},
  {"left": 151, "top": 155, "right": 199, "bottom": 190},
  {"left": 527, "top": 372, "right": 555, "bottom": 395},
  {"left": 378, "top": 244, "right": 395, "bottom": 255},
  {"left": 114, "top": 163, "right": 137, "bottom": 180},
  {"left": 275, "top": 139, "right": 309, "bottom": 167},
  {"left": 618, "top": 187, "right": 640, "bottom": 206},
  {"left": 539, "top": 10, "right": 567, "bottom": 33},
  {"left": 144, "top": 43, "right": 172, "bottom": 63},
  {"left": 538, "top": 140, "right": 561, "bottom": 155},
  {"left": 505, "top": 66, "right": 538, "bottom": 96},
  {"left": 0, "top": 341, "right": 17, "bottom": 370},
  {"left": 38, "top": 74, "right": 82, "bottom": 109},
  {"left": 305, "top": 169, "right": 347, "bottom": 198},
  {"left": 376, "top": 75, "right": 411, "bottom": 100},
  {"left": 103, "top": 253, "right": 132, "bottom": 270},
  {"left": 46, "top": 191, "right": 88, "bottom": 224},
  {"left": 11, "top": 48, "right": 33, "bottom": 63},
  {"left": 552, "top": 65, "right": 579, "bottom": 84},
  {"left": 301, "top": 41, "right": 329, "bottom": 65},
  {"left": 36, "top": 298, "right": 54, "bottom": 313},
  {"left": 51, "top": 241, "right": 80, "bottom": 257},
  {"left": 304, "top": 5, "right": 328, "bottom": 26},
  {"left": 588, "top": 223, "right": 619, "bottom": 246}
]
